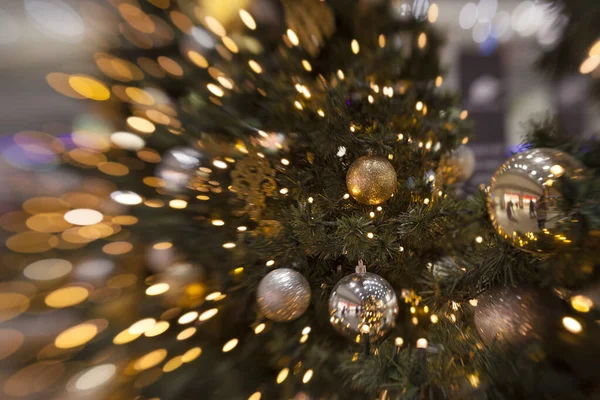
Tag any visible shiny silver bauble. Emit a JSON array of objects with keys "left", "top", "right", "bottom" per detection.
[
  {"left": 155, "top": 147, "right": 203, "bottom": 193},
  {"left": 487, "top": 148, "right": 585, "bottom": 253},
  {"left": 328, "top": 271, "right": 398, "bottom": 341},
  {"left": 256, "top": 268, "right": 311, "bottom": 322}
]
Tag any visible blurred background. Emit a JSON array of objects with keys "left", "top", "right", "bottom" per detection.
[{"left": 0, "top": 0, "right": 597, "bottom": 189}]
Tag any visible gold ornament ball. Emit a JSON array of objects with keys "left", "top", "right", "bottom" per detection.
[
  {"left": 346, "top": 156, "right": 397, "bottom": 205},
  {"left": 487, "top": 148, "right": 586, "bottom": 253}
]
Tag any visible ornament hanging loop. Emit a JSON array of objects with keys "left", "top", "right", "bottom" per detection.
[{"left": 356, "top": 259, "right": 366, "bottom": 274}]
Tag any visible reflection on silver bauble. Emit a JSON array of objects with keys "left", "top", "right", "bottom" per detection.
[
  {"left": 156, "top": 147, "right": 203, "bottom": 193},
  {"left": 256, "top": 268, "right": 311, "bottom": 322},
  {"left": 437, "top": 145, "right": 475, "bottom": 185},
  {"left": 390, "top": 0, "right": 412, "bottom": 21},
  {"left": 487, "top": 148, "right": 585, "bottom": 253},
  {"left": 328, "top": 271, "right": 398, "bottom": 341},
  {"left": 429, "top": 257, "right": 461, "bottom": 280},
  {"left": 474, "top": 286, "right": 558, "bottom": 346}
]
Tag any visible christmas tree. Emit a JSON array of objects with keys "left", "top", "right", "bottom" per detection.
[{"left": 2, "top": 1, "right": 600, "bottom": 399}]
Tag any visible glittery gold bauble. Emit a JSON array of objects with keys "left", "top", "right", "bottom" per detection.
[
  {"left": 474, "top": 286, "right": 558, "bottom": 346},
  {"left": 257, "top": 268, "right": 311, "bottom": 322},
  {"left": 346, "top": 156, "right": 397, "bottom": 205},
  {"left": 487, "top": 148, "right": 585, "bottom": 253}
]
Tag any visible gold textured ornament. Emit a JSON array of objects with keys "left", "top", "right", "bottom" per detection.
[
  {"left": 231, "top": 153, "right": 277, "bottom": 220},
  {"left": 487, "top": 148, "right": 585, "bottom": 253},
  {"left": 346, "top": 156, "right": 397, "bottom": 205}
]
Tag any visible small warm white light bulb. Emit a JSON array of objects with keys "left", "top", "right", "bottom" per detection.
[
  {"left": 395, "top": 337, "right": 404, "bottom": 346},
  {"left": 360, "top": 324, "right": 370, "bottom": 334},
  {"left": 562, "top": 316, "right": 582, "bottom": 334},
  {"left": 416, "top": 338, "right": 428, "bottom": 349}
]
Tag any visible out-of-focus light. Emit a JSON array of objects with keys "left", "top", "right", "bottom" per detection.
[
  {"left": 459, "top": 3, "right": 478, "bottom": 30},
  {"left": 177, "top": 327, "right": 196, "bottom": 340},
  {"left": 248, "top": 392, "right": 261, "bottom": 400},
  {"left": 491, "top": 11, "right": 511, "bottom": 39},
  {"left": 129, "top": 318, "right": 156, "bottom": 335},
  {"left": 110, "top": 132, "right": 145, "bottom": 150},
  {"left": 25, "top": 0, "right": 84, "bottom": 43},
  {"left": 472, "top": 22, "right": 491, "bottom": 43},
  {"left": 416, "top": 338, "right": 428, "bottom": 349},
  {"left": 511, "top": 1, "right": 541, "bottom": 37},
  {"left": 223, "top": 242, "right": 236, "bottom": 249},
  {"left": 178, "top": 311, "right": 198, "bottom": 324},
  {"left": 45, "top": 286, "right": 89, "bottom": 308},
  {"left": 286, "top": 29, "right": 299, "bottom": 46},
  {"left": 134, "top": 349, "right": 168, "bottom": 371},
  {"left": 580, "top": 55, "right": 600, "bottom": 74},
  {"left": 239, "top": 9, "right": 256, "bottom": 30},
  {"left": 182, "top": 347, "right": 202, "bottom": 362},
  {"left": 213, "top": 160, "right": 228, "bottom": 169},
  {"left": 111, "top": 190, "right": 142, "bottom": 205},
  {"left": 562, "top": 316, "right": 582, "bottom": 334},
  {"left": 55, "top": 323, "right": 97, "bottom": 349},
  {"left": 570, "top": 295, "right": 593, "bottom": 313},
  {"left": 254, "top": 323, "right": 266, "bottom": 334},
  {"left": 477, "top": 0, "right": 498, "bottom": 23},
  {"left": 248, "top": 60, "right": 263, "bottom": 73},
  {"left": 207, "top": 83, "right": 224, "bottom": 97},
  {"left": 144, "top": 321, "right": 170, "bottom": 337},
  {"left": 302, "top": 369, "right": 313, "bottom": 383},
  {"left": 73, "top": 364, "right": 116, "bottom": 391},
  {"left": 204, "top": 16, "right": 226, "bottom": 37},
  {"left": 199, "top": 308, "right": 218, "bottom": 321},
  {"left": 351, "top": 39, "right": 360, "bottom": 54},
  {"left": 64, "top": 209, "right": 103, "bottom": 226},
  {"left": 68, "top": 75, "right": 110, "bottom": 101},
  {"left": 146, "top": 283, "right": 170, "bottom": 296},
  {"left": 276, "top": 368, "right": 289, "bottom": 383},
  {"left": 169, "top": 199, "right": 187, "bottom": 209},
  {"left": 428, "top": 4, "right": 439, "bottom": 23},
  {"left": 127, "top": 116, "right": 155, "bottom": 133},
  {"left": 113, "top": 329, "right": 141, "bottom": 345},
  {"left": 222, "top": 338, "right": 238, "bottom": 352},
  {"left": 192, "top": 26, "right": 215, "bottom": 48},
  {"left": 24, "top": 259, "right": 72, "bottom": 281}
]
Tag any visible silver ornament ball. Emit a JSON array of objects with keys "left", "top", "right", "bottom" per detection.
[
  {"left": 473, "top": 286, "right": 559, "bottom": 346},
  {"left": 437, "top": 145, "right": 475, "bottom": 185},
  {"left": 257, "top": 268, "right": 311, "bottom": 322},
  {"left": 156, "top": 147, "right": 203, "bottom": 193},
  {"left": 328, "top": 265, "right": 398, "bottom": 341},
  {"left": 487, "top": 148, "right": 586, "bottom": 253}
]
